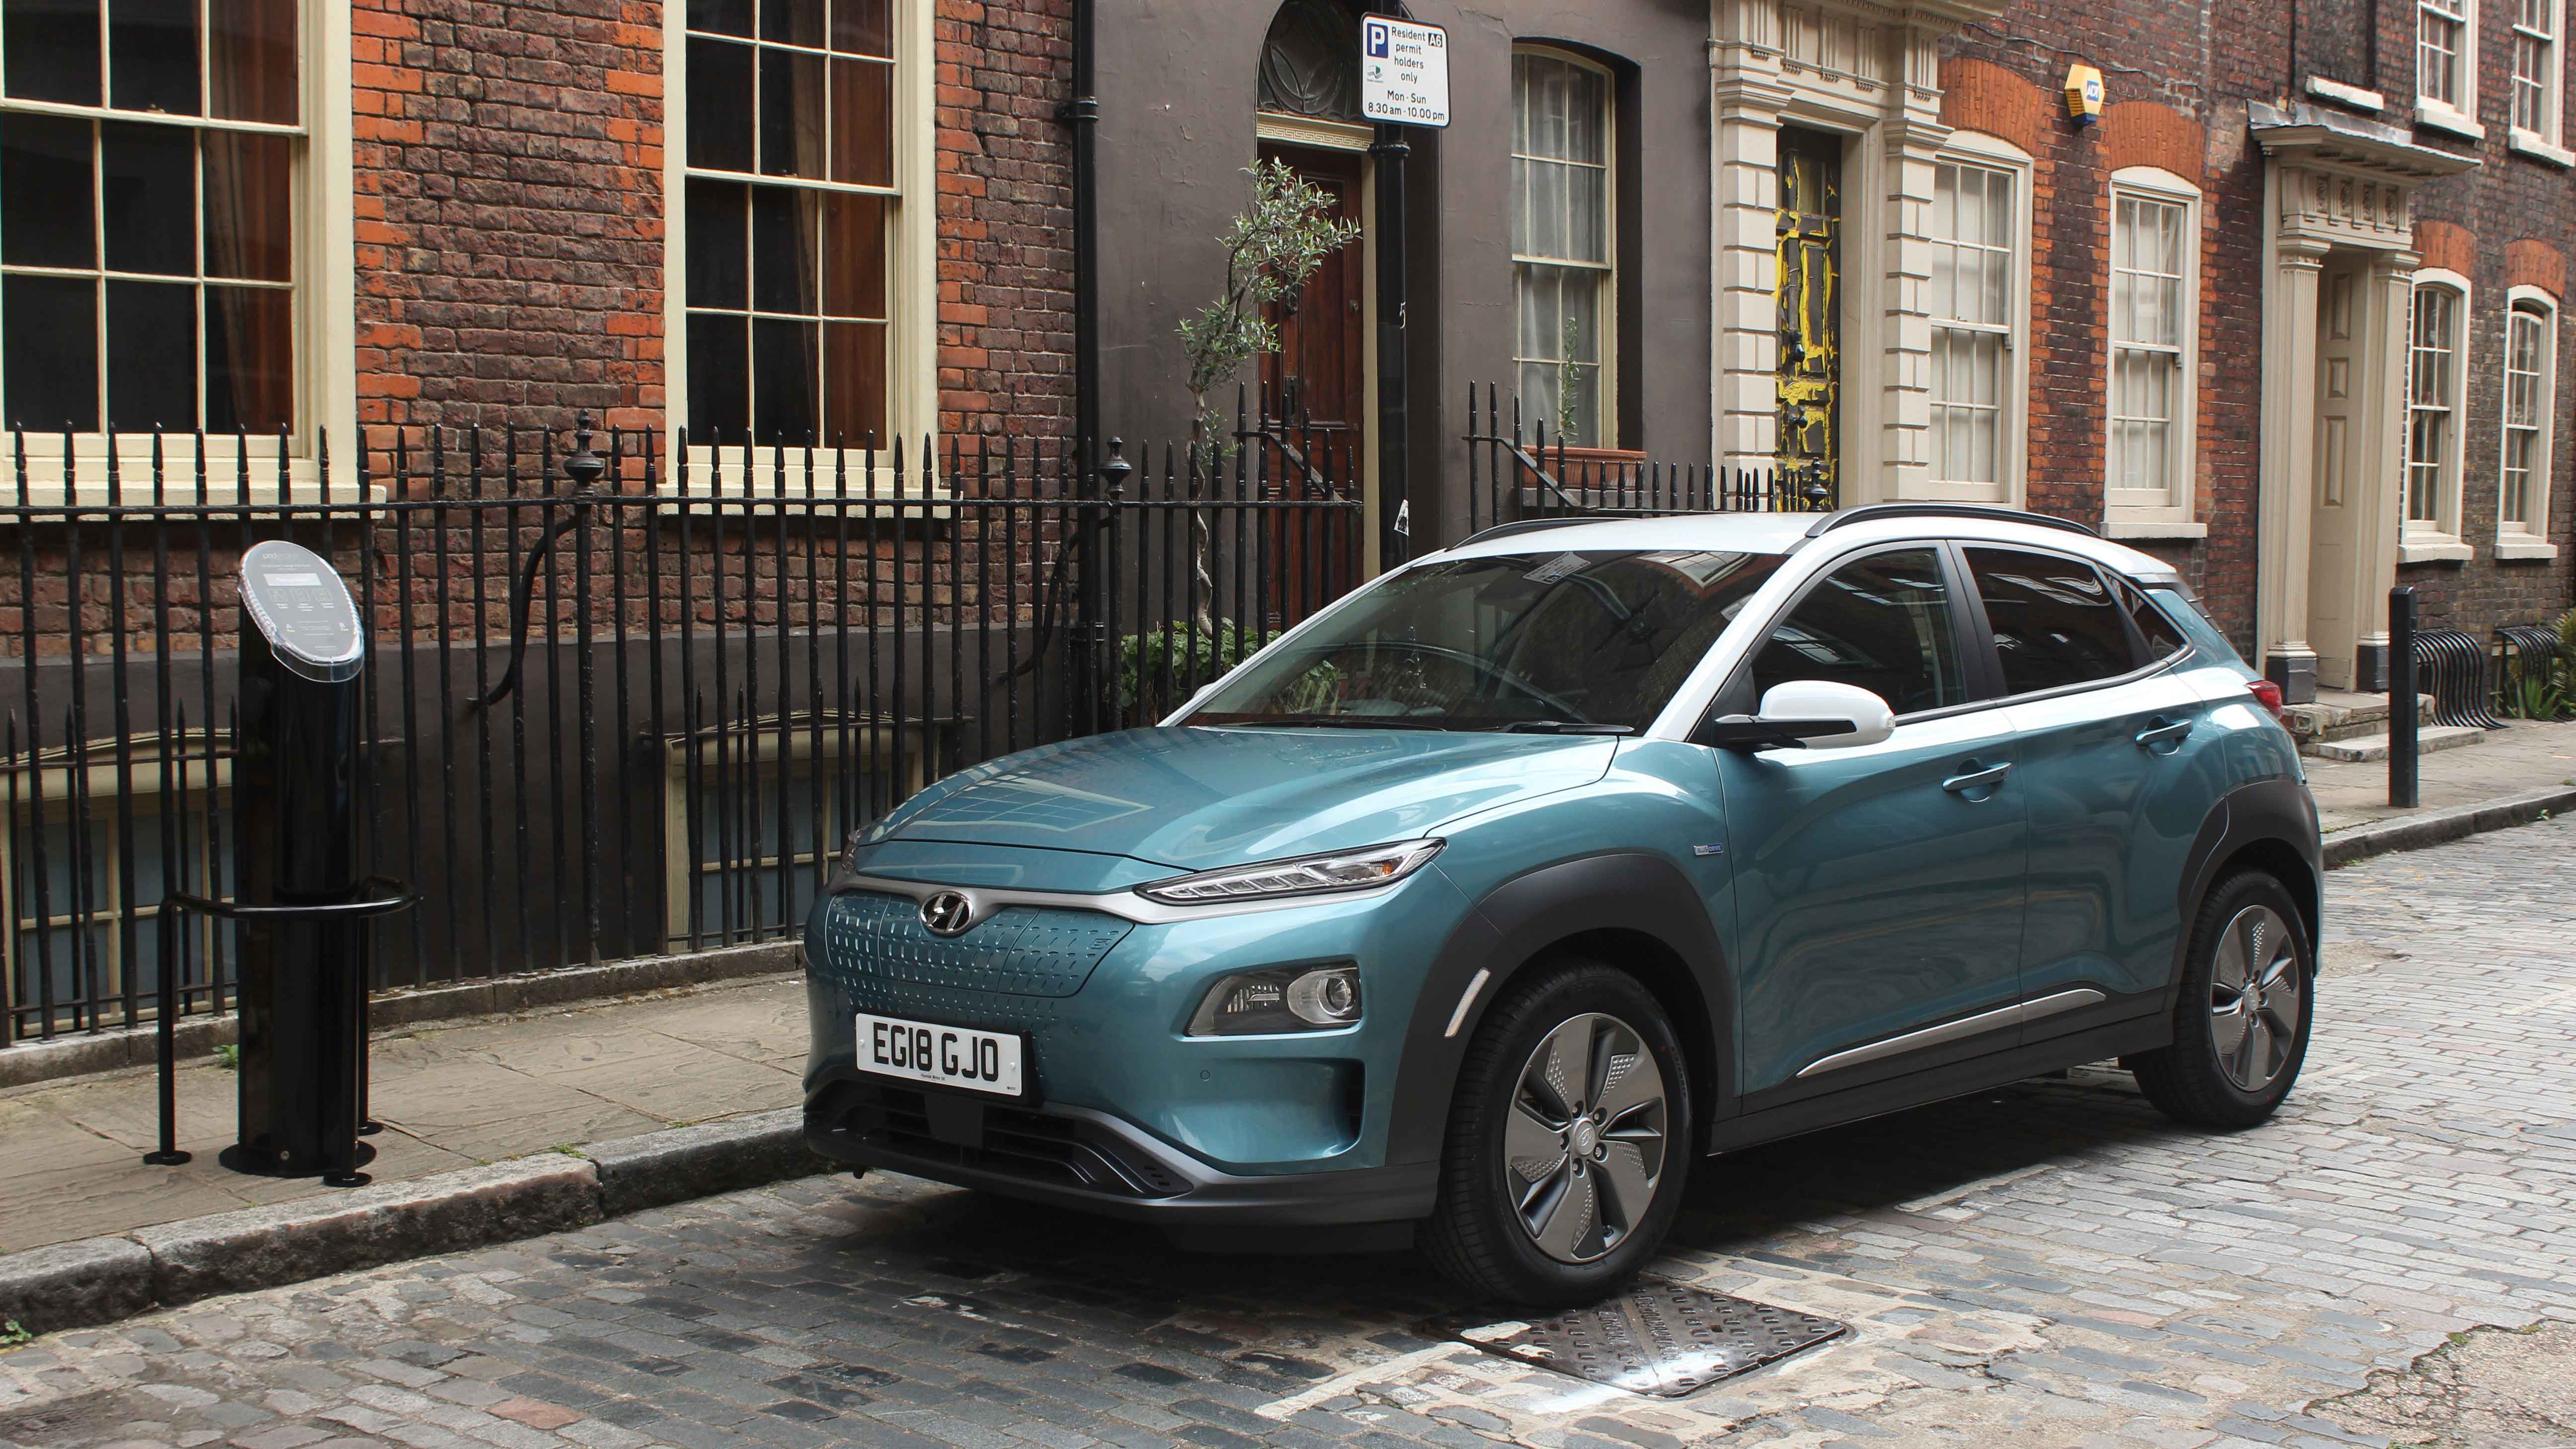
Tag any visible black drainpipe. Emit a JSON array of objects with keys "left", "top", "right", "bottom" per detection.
[
  {"left": 1060, "top": 0, "right": 1106, "bottom": 728},
  {"left": 1064, "top": 0, "right": 1101, "bottom": 463}
]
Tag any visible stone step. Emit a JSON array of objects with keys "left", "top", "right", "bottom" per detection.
[
  {"left": 2303, "top": 724, "right": 2487, "bottom": 763},
  {"left": 2308, "top": 712, "right": 2433, "bottom": 745},
  {"left": 2281, "top": 690, "right": 2435, "bottom": 744}
]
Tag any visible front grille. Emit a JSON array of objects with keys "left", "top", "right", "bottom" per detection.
[
  {"left": 817, "top": 891, "right": 1131, "bottom": 998},
  {"left": 816, "top": 1081, "right": 1188, "bottom": 1199}
]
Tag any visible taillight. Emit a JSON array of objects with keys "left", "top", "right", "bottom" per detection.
[{"left": 2246, "top": 678, "right": 2287, "bottom": 724}]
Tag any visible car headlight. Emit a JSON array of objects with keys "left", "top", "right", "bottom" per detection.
[
  {"left": 1135, "top": 839, "right": 1444, "bottom": 906},
  {"left": 1188, "top": 964, "right": 1362, "bottom": 1036}
]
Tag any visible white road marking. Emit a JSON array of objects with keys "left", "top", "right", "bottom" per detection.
[{"left": 1254, "top": 1341, "right": 1473, "bottom": 1420}]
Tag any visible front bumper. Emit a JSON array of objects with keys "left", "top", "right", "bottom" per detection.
[{"left": 803, "top": 1069, "right": 1438, "bottom": 1225}]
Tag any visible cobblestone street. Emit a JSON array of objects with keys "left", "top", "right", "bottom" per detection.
[{"left": 4, "top": 825, "right": 2574, "bottom": 1449}]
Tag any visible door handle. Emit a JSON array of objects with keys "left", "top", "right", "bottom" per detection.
[
  {"left": 2135, "top": 717, "right": 2192, "bottom": 749},
  {"left": 1941, "top": 760, "right": 2013, "bottom": 794}
]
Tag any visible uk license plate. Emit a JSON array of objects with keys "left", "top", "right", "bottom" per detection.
[{"left": 854, "top": 1013, "right": 1027, "bottom": 1098}]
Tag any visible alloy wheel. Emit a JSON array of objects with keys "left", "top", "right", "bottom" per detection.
[
  {"left": 2209, "top": 903, "right": 2303, "bottom": 1092},
  {"left": 1504, "top": 1012, "right": 1669, "bottom": 1264}
]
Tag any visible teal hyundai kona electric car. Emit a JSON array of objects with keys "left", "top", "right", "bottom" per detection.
[{"left": 803, "top": 503, "right": 2321, "bottom": 1305}]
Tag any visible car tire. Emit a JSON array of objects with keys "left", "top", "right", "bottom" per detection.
[
  {"left": 2126, "top": 871, "right": 2314, "bottom": 1130},
  {"left": 1424, "top": 959, "right": 1693, "bottom": 1307}
]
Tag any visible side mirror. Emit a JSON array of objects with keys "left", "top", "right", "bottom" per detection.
[{"left": 1697, "top": 680, "right": 1897, "bottom": 752}]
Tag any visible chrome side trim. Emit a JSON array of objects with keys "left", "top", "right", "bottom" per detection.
[
  {"left": 1794, "top": 988, "right": 2109, "bottom": 1080},
  {"left": 831, "top": 873, "right": 1404, "bottom": 927}
]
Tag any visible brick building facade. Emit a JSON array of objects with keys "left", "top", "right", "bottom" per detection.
[
  {"left": 1937, "top": 0, "right": 2566, "bottom": 670},
  {"left": 1, "top": 0, "right": 1075, "bottom": 466},
  {"left": 1677, "top": 0, "right": 2573, "bottom": 688},
  {"left": 0, "top": 0, "right": 2570, "bottom": 653}
]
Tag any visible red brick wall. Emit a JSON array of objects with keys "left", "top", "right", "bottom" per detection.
[
  {"left": 1940, "top": 58, "right": 2044, "bottom": 158},
  {"left": 934, "top": 0, "right": 1078, "bottom": 440},
  {"left": 2506, "top": 240, "right": 2568, "bottom": 300},
  {"left": 1944, "top": 8, "right": 2280, "bottom": 656},
  {"left": 2101, "top": 101, "right": 2205, "bottom": 181},
  {"left": 2415, "top": 220, "right": 2476, "bottom": 278},
  {"left": 350, "top": 0, "right": 667, "bottom": 438},
  {"left": 2383, "top": 0, "right": 2576, "bottom": 633},
  {"left": 350, "top": 0, "right": 1078, "bottom": 447}
]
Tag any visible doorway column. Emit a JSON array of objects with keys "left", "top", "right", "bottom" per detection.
[
  {"left": 2258, "top": 235, "right": 2331, "bottom": 703},
  {"left": 2249, "top": 105, "right": 2478, "bottom": 701},
  {"left": 2347, "top": 247, "right": 2419, "bottom": 690},
  {"left": 1710, "top": 68, "right": 1791, "bottom": 476},
  {"left": 1872, "top": 102, "right": 1952, "bottom": 505}
]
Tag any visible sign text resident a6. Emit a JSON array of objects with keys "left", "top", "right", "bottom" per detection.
[{"left": 1361, "top": 14, "right": 1450, "bottom": 128}]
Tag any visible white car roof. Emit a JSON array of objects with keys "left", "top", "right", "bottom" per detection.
[{"left": 1434, "top": 508, "right": 2186, "bottom": 584}]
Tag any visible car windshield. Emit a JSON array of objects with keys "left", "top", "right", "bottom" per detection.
[{"left": 1189, "top": 548, "right": 1788, "bottom": 731}]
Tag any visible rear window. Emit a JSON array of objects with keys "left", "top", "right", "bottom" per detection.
[
  {"left": 2120, "top": 580, "right": 2187, "bottom": 661},
  {"left": 2146, "top": 584, "right": 2248, "bottom": 669}
]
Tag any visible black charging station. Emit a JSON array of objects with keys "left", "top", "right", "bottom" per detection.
[{"left": 176, "top": 540, "right": 412, "bottom": 1187}]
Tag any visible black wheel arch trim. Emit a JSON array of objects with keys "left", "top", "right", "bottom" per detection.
[
  {"left": 2172, "top": 777, "right": 2323, "bottom": 1005},
  {"left": 1386, "top": 851, "right": 1735, "bottom": 1167}
]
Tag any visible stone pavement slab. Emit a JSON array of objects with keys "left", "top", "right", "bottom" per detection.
[
  {"left": 0, "top": 978, "right": 805, "bottom": 1255},
  {"left": 2303, "top": 715, "right": 2576, "bottom": 834},
  {"left": 2, "top": 819, "right": 2572, "bottom": 1449}
]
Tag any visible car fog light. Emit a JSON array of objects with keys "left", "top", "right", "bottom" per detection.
[{"left": 1188, "top": 964, "right": 1363, "bottom": 1036}]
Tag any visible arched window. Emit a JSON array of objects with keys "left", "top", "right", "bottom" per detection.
[
  {"left": 2499, "top": 288, "right": 2559, "bottom": 553},
  {"left": 2406, "top": 271, "right": 2470, "bottom": 542},
  {"left": 1257, "top": 0, "right": 1362, "bottom": 123}
]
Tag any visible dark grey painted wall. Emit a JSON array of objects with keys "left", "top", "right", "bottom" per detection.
[{"left": 1093, "top": 0, "right": 1715, "bottom": 551}]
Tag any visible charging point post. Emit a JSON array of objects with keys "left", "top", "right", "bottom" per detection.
[{"left": 188, "top": 540, "right": 409, "bottom": 1187}]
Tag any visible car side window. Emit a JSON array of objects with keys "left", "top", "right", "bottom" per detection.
[
  {"left": 1747, "top": 547, "right": 1967, "bottom": 716},
  {"left": 1964, "top": 547, "right": 2137, "bottom": 695},
  {"left": 2121, "top": 580, "right": 2187, "bottom": 661}
]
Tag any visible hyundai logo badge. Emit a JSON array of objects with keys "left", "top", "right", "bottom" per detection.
[{"left": 920, "top": 891, "right": 975, "bottom": 937}]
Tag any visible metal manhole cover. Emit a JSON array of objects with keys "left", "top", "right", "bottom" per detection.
[{"left": 1435, "top": 1280, "right": 1847, "bottom": 1397}]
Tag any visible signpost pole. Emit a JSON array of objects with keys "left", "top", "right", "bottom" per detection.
[
  {"left": 1373, "top": 123, "right": 1410, "bottom": 570},
  {"left": 1359, "top": 12, "right": 1447, "bottom": 568}
]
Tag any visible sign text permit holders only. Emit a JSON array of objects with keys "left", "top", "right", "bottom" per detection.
[{"left": 1361, "top": 14, "right": 1449, "bottom": 127}]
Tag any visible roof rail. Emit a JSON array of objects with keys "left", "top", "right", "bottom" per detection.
[
  {"left": 1453, "top": 516, "right": 1604, "bottom": 548},
  {"left": 1805, "top": 503, "right": 2099, "bottom": 539}
]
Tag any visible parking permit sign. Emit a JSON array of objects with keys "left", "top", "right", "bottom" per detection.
[{"left": 1361, "top": 14, "right": 1449, "bottom": 127}]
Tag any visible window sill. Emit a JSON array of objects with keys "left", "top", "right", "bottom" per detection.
[
  {"left": 2306, "top": 75, "right": 2386, "bottom": 113},
  {"left": 2415, "top": 102, "right": 2486, "bottom": 142},
  {"left": 662, "top": 453, "right": 955, "bottom": 516},
  {"left": 2509, "top": 129, "right": 2576, "bottom": 167},
  {"left": 0, "top": 455, "right": 380, "bottom": 509},
  {"left": 2104, "top": 518, "right": 2208, "bottom": 540},
  {"left": 1529, "top": 446, "right": 1649, "bottom": 464},
  {"left": 2398, "top": 535, "right": 2475, "bottom": 564},
  {"left": 2495, "top": 536, "right": 2561, "bottom": 561}
]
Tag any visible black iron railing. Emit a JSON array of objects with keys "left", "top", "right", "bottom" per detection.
[
  {"left": 1462, "top": 383, "right": 1835, "bottom": 534},
  {"left": 0, "top": 408, "right": 1363, "bottom": 1046}
]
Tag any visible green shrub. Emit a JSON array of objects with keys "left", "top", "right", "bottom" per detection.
[
  {"left": 1114, "top": 622, "right": 1337, "bottom": 720},
  {"left": 2497, "top": 608, "right": 2576, "bottom": 721}
]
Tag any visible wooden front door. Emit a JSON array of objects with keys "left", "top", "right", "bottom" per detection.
[
  {"left": 1255, "top": 142, "right": 1365, "bottom": 624},
  {"left": 1775, "top": 128, "right": 1842, "bottom": 505},
  {"left": 1257, "top": 143, "right": 1366, "bottom": 473}
]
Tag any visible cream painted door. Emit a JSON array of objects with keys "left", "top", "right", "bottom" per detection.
[{"left": 2306, "top": 258, "right": 2367, "bottom": 691}]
